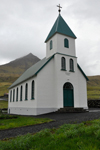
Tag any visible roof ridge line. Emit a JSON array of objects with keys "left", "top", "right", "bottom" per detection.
[
  {"left": 77, "top": 64, "right": 89, "bottom": 81},
  {"left": 55, "top": 14, "right": 60, "bottom": 32}
]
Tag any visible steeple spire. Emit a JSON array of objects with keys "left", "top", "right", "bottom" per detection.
[
  {"left": 45, "top": 14, "right": 77, "bottom": 42},
  {"left": 57, "top": 4, "right": 62, "bottom": 14}
]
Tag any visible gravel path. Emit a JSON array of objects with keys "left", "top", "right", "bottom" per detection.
[{"left": 0, "top": 110, "right": 100, "bottom": 140}]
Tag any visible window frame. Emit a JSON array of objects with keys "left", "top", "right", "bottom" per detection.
[
  {"left": 64, "top": 38, "right": 69, "bottom": 48},
  {"left": 13, "top": 89, "right": 15, "bottom": 102},
  {"left": 61, "top": 57, "right": 66, "bottom": 71},
  {"left": 20, "top": 86, "right": 23, "bottom": 101},
  {"left": 31, "top": 80, "right": 34, "bottom": 100},
  {"left": 16, "top": 87, "right": 18, "bottom": 102},
  {"left": 25, "top": 83, "right": 28, "bottom": 100},
  {"left": 50, "top": 40, "right": 53, "bottom": 50},
  {"left": 10, "top": 90, "right": 12, "bottom": 102},
  {"left": 70, "top": 59, "right": 74, "bottom": 72}
]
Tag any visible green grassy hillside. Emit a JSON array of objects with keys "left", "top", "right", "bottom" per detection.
[
  {"left": 87, "top": 76, "right": 100, "bottom": 100},
  {"left": 0, "top": 75, "right": 19, "bottom": 96}
]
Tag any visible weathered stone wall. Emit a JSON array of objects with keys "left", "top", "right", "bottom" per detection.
[{"left": 88, "top": 100, "right": 100, "bottom": 108}]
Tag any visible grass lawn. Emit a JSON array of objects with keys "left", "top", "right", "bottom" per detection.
[
  {"left": 0, "top": 115, "right": 52, "bottom": 130},
  {"left": 0, "top": 100, "right": 8, "bottom": 109},
  {"left": 1, "top": 119, "right": 100, "bottom": 150}
]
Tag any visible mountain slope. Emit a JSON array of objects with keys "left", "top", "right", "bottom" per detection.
[
  {"left": 0, "top": 53, "right": 40, "bottom": 96},
  {"left": 0, "top": 53, "right": 40, "bottom": 75},
  {"left": 87, "top": 75, "right": 100, "bottom": 86}
]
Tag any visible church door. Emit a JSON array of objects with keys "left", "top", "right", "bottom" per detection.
[{"left": 63, "top": 82, "right": 74, "bottom": 107}]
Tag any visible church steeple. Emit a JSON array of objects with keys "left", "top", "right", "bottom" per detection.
[
  {"left": 45, "top": 6, "right": 77, "bottom": 59},
  {"left": 45, "top": 14, "right": 77, "bottom": 43}
]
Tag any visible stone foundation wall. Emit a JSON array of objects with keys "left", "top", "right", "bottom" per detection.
[{"left": 88, "top": 100, "right": 100, "bottom": 108}]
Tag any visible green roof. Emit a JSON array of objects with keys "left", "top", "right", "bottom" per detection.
[
  {"left": 77, "top": 64, "right": 89, "bottom": 81},
  {"left": 9, "top": 56, "right": 54, "bottom": 89},
  {"left": 45, "top": 14, "right": 77, "bottom": 42}
]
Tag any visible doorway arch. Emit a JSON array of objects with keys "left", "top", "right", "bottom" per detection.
[{"left": 63, "top": 82, "right": 74, "bottom": 107}]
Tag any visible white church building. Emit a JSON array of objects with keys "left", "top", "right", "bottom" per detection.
[{"left": 8, "top": 10, "right": 88, "bottom": 115}]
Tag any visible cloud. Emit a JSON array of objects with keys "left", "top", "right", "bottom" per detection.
[{"left": 0, "top": 0, "right": 100, "bottom": 76}]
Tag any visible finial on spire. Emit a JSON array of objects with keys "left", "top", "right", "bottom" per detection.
[{"left": 57, "top": 4, "right": 62, "bottom": 14}]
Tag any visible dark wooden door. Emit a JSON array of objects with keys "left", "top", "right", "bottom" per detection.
[{"left": 63, "top": 82, "right": 74, "bottom": 107}]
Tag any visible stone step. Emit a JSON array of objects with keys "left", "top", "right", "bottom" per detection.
[{"left": 57, "top": 107, "right": 88, "bottom": 113}]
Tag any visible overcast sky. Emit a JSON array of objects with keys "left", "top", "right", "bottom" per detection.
[{"left": 0, "top": 0, "right": 100, "bottom": 76}]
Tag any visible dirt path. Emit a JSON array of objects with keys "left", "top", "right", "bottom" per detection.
[{"left": 0, "top": 110, "right": 100, "bottom": 140}]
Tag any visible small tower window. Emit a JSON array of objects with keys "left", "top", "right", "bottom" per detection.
[
  {"left": 25, "top": 83, "right": 28, "bottom": 100},
  {"left": 70, "top": 59, "right": 74, "bottom": 72},
  {"left": 50, "top": 40, "right": 53, "bottom": 50},
  {"left": 31, "top": 80, "right": 34, "bottom": 99},
  {"left": 20, "top": 86, "right": 23, "bottom": 101},
  {"left": 64, "top": 38, "right": 69, "bottom": 48},
  {"left": 16, "top": 88, "right": 18, "bottom": 101},
  {"left": 61, "top": 57, "right": 66, "bottom": 70}
]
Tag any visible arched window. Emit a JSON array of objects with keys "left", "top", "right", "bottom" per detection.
[
  {"left": 63, "top": 82, "right": 73, "bottom": 89},
  {"left": 20, "top": 86, "right": 23, "bottom": 101},
  {"left": 70, "top": 59, "right": 74, "bottom": 72},
  {"left": 50, "top": 40, "right": 53, "bottom": 50},
  {"left": 10, "top": 90, "right": 12, "bottom": 102},
  {"left": 31, "top": 80, "right": 34, "bottom": 99},
  {"left": 25, "top": 83, "right": 28, "bottom": 100},
  {"left": 16, "top": 88, "right": 18, "bottom": 101},
  {"left": 13, "top": 89, "right": 15, "bottom": 102},
  {"left": 61, "top": 57, "right": 66, "bottom": 70},
  {"left": 64, "top": 38, "right": 69, "bottom": 48}
]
